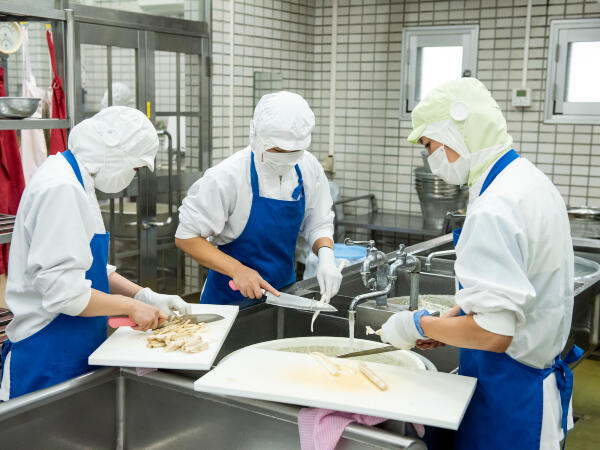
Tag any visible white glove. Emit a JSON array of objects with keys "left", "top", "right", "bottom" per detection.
[
  {"left": 134, "top": 287, "right": 192, "bottom": 316},
  {"left": 316, "top": 247, "right": 342, "bottom": 299},
  {"left": 380, "top": 310, "right": 430, "bottom": 350}
]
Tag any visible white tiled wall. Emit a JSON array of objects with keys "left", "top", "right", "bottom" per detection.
[
  {"left": 211, "top": 0, "right": 316, "bottom": 163},
  {"left": 212, "top": 0, "right": 600, "bottom": 216}
]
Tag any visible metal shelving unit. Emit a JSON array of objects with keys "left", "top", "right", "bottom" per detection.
[{"left": 0, "top": 1, "right": 76, "bottom": 131}]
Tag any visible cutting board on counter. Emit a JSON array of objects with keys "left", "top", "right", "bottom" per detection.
[
  {"left": 194, "top": 348, "right": 477, "bottom": 430},
  {"left": 89, "top": 304, "right": 238, "bottom": 370}
]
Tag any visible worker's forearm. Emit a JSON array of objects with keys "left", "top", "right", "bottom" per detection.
[
  {"left": 108, "top": 272, "right": 143, "bottom": 297},
  {"left": 420, "top": 314, "right": 512, "bottom": 353},
  {"left": 79, "top": 288, "right": 134, "bottom": 317},
  {"left": 312, "top": 237, "right": 334, "bottom": 255},
  {"left": 175, "top": 237, "right": 241, "bottom": 278}
]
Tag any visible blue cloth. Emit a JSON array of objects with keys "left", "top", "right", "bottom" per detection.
[
  {"left": 200, "top": 153, "right": 306, "bottom": 309},
  {"left": 0, "top": 150, "right": 109, "bottom": 399},
  {"left": 453, "top": 150, "right": 582, "bottom": 449}
]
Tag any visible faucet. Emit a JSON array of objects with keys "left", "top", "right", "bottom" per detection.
[
  {"left": 347, "top": 243, "right": 422, "bottom": 321},
  {"left": 424, "top": 249, "right": 456, "bottom": 271},
  {"left": 388, "top": 244, "right": 421, "bottom": 310},
  {"left": 345, "top": 238, "right": 388, "bottom": 305}
]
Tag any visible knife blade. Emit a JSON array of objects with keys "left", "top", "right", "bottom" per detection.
[
  {"left": 228, "top": 281, "right": 337, "bottom": 312},
  {"left": 108, "top": 313, "right": 225, "bottom": 329},
  {"left": 336, "top": 345, "right": 399, "bottom": 358}
]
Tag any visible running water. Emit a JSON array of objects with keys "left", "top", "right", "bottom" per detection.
[{"left": 348, "top": 312, "right": 355, "bottom": 351}]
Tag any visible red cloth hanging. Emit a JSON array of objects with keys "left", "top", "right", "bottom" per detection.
[
  {"left": 46, "top": 29, "right": 67, "bottom": 155},
  {"left": 0, "top": 67, "right": 26, "bottom": 275}
]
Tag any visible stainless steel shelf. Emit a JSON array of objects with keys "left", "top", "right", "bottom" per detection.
[{"left": 0, "top": 119, "right": 70, "bottom": 131}]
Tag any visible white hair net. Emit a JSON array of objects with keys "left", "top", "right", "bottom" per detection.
[
  {"left": 68, "top": 106, "right": 158, "bottom": 192},
  {"left": 100, "top": 82, "right": 131, "bottom": 110},
  {"left": 249, "top": 91, "right": 315, "bottom": 159}
]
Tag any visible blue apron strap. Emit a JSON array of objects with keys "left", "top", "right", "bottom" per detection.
[
  {"left": 553, "top": 345, "right": 583, "bottom": 450},
  {"left": 292, "top": 164, "right": 304, "bottom": 200},
  {"left": 61, "top": 150, "right": 85, "bottom": 189},
  {"left": 479, "top": 149, "right": 519, "bottom": 195},
  {"left": 249, "top": 152, "right": 260, "bottom": 196}
]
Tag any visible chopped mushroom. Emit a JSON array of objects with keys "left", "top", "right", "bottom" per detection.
[{"left": 146, "top": 316, "right": 209, "bottom": 353}]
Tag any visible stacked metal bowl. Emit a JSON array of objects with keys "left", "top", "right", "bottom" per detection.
[{"left": 415, "top": 166, "right": 468, "bottom": 230}]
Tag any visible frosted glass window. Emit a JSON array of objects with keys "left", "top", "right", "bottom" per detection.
[
  {"left": 400, "top": 25, "right": 478, "bottom": 119},
  {"left": 566, "top": 41, "right": 600, "bottom": 102},
  {"left": 544, "top": 19, "right": 600, "bottom": 124},
  {"left": 418, "top": 46, "right": 463, "bottom": 101}
]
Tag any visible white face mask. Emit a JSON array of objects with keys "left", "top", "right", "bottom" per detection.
[
  {"left": 94, "top": 167, "right": 136, "bottom": 193},
  {"left": 427, "top": 144, "right": 470, "bottom": 185},
  {"left": 262, "top": 150, "right": 304, "bottom": 176}
]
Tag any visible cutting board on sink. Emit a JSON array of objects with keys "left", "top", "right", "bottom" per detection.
[
  {"left": 89, "top": 304, "right": 238, "bottom": 370},
  {"left": 194, "top": 348, "right": 477, "bottom": 430}
]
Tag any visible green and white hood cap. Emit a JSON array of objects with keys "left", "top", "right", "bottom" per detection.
[{"left": 407, "top": 78, "right": 513, "bottom": 186}]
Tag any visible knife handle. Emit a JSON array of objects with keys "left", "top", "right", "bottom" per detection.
[{"left": 108, "top": 317, "right": 137, "bottom": 328}]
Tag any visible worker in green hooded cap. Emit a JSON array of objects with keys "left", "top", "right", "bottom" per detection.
[{"left": 378, "top": 78, "right": 581, "bottom": 450}]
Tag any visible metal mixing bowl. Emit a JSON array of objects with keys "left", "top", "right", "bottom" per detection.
[{"left": 0, "top": 97, "right": 41, "bottom": 119}]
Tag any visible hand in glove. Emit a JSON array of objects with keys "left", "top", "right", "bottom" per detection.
[
  {"left": 134, "top": 287, "right": 191, "bottom": 316},
  {"left": 316, "top": 247, "right": 343, "bottom": 299},
  {"left": 380, "top": 310, "right": 430, "bottom": 350}
]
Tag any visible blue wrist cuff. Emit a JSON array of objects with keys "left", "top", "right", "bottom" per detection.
[{"left": 413, "top": 310, "right": 431, "bottom": 337}]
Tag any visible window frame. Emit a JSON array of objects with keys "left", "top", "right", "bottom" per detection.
[
  {"left": 544, "top": 18, "right": 600, "bottom": 124},
  {"left": 400, "top": 25, "right": 479, "bottom": 121}
]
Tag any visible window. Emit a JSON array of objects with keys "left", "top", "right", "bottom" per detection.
[
  {"left": 545, "top": 19, "right": 600, "bottom": 124},
  {"left": 400, "top": 25, "right": 479, "bottom": 120}
]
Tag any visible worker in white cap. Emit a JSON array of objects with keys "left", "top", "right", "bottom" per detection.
[
  {"left": 0, "top": 106, "right": 191, "bottom": 400},
  {"left": 99, "top": 82, "right": 131, "bottom": 110},
  {"left": 176, "top": 91, "right": 340, "bottom": 308},
  {"left": 378, "top": 78, "right": 581, "bottom": 450}
]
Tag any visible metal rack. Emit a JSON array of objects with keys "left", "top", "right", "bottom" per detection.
[
  {"left": 0, "top": 0, "right": 75, "bottom": 130},
  {"left": 0, "top": 214, "right": 15, "bottom": 245}
]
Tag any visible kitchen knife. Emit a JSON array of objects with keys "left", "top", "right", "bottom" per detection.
[
  {"left": 336, "top": 345, "right": 399, "bottom": 358},
  {"left": 107, "top": 313, "right": 225, "bottom": 329},
  {"left": 228, "top": 281, "right": 337, "bottom": 312}
]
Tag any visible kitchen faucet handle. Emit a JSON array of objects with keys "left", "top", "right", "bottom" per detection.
[{"left": 344, "top": 238, "right": 376, "bottom": 250}]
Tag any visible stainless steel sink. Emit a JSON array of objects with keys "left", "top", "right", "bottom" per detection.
[{"left": 0, "top": 368, "right": 426, "bottom": 450}]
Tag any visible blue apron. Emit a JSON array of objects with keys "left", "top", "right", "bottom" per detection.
[
  {"left": 0, "top": 149, "right": 109, "bottom": 399},
  {"left": 200, "top": 153, "right": 306, "bottom": 309},
  {"left": 454, "top": 150, "right": 583, "bottom": 449}
]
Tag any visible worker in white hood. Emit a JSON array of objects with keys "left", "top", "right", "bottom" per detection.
[
  {"left": 379, "top": 78, "right": 581, "bottom": 450},
  {"left": 0, "top": 106, "right": 191, "bottom": 400},
  {"left": 175, "top": 91, "right": 340, "bottom": 308}
]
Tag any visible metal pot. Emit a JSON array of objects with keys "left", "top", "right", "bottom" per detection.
[{"left": 567, "top": 206, "right": 600, "bottom": 239}]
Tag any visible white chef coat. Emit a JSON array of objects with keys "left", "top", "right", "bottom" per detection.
[
  {"left": 4, "top": 153, "right": 116, "bottom": 344},
  {"left": 175, "top": 146, "right": 334, "bottom": 247},
  {"left": 456, "top": 156, "right": 574, "bottom": 446}
]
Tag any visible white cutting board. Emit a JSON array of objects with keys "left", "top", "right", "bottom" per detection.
[
  {"left": 194, "top": 348, "right": 476, "bottom": 430},
  {"left": 89, "top": 304, "right": 238, "bottom": 370}
]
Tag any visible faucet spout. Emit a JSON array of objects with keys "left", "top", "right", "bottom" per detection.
[
  {"left": 424, "top": 250, "right": 456, "bottom": 271},
  {"left": 349, "top": 281, "right": 395, "bottom": 314}
]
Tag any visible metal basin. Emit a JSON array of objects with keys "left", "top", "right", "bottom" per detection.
[
  {"left": 574, "top": 255, "right": 600, "bottom": 280},
  {"left": 0, "top": 97, "right": 40, "bottom": 119},
  {"left": 236, "top": 336, "right": 435, "bottom": 371}
]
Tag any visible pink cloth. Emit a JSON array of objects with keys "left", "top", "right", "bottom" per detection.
[
  {"left": 136, "top": 367, "right": 157, "bottom": 376},
  {"left": 298, "top": 408, "right": 386, "bottom": 450}
]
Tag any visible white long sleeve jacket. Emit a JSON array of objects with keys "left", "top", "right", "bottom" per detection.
[
  {"left": 175, "top": 147, "right": 334, "bottom": 247},
  {"left": 4, "top": 153, "right": 115, "bottom": 344}
]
